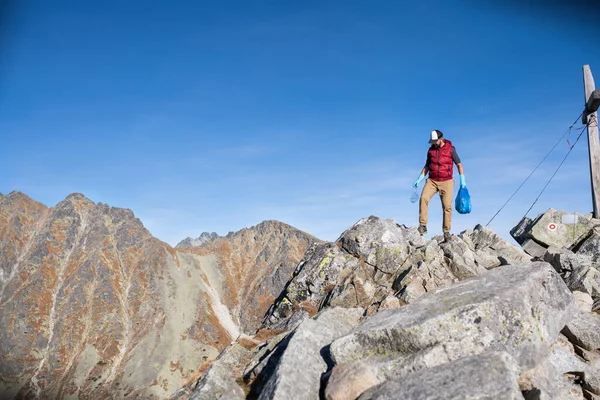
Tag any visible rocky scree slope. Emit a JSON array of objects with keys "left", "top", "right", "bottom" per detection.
[
  {"left": 180, "top": 215, "right": 600, "bottom": 400},
  {"left": 0, "top": 192, "right": 316, "bottom": 399}
]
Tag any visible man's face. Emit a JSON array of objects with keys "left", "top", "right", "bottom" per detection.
[{"left": 432, "top": 139, "right": 443, "bottom": 148}]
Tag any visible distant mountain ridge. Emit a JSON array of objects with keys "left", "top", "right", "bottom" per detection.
[
  {"left": 176, "top": 232, "right": 221, "bottom": 248},
  {"left": 0, "top": 191, "right": 318, "bottom": 399}
]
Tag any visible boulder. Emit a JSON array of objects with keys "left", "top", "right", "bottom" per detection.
[
  {"left": 577, "top": 229, "right": 600, "bottom": 259},
  {"left": 438, "top": 235, "right": 487, "bottom": 279},
  {"left": 189, "top": 344, "right": 251, "bottom": 400},
  {"left": 564, "top": 263, "right": 600, "bottom": 299},
  {"left": 461, "top": 224, "right": 532, "bottom": 267},
  {"left": 378, "top": 295, "right": 402, "bottom": 310},
  {"left": 543, "top": 246, "right": 581, "bottom": 273},
  {"left": 394, "top": 260, "right": 457, "bottom": 304},
  {"left": 562, "top": 309, "right": 600, "bottom": 351},
  {"left": 522, "top": 238, "right": 548, "bottom": 259},
  {"left": 242, "top": 331, "right": 291, "bottom": 384},
  {"left": 337, "top": 216, "right": 417, "bottom": 274},
  {"left": 330, "top": 263, "right": 576, "bottom": 381},
  {"left": 573, "top": 291, "right": 594, "bottom": 313},
  {"left": 511, "top": 216, "right": 535, "bottom": 245},
  {"left": 542, "top": 247, "right": 599, "bottom": 299},
  {"left": 519, "top": 335, "right": 588, "bottom": 400},
  {"left": 526, "top": 209, "right": 595, "bottom": 249},
  {"left": 324, "top": 361, "right": 381, "bottom": 400},
  {"left": 257, "top": 307, "right": 363, "bottom": 400},
  {"left": 357, "top": 352, "right": 522, "bottom": 400}
]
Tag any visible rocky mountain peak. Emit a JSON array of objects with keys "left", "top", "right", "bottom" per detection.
[
  {"left": 0, "top": 192, "right": 318, "bottom": 399},
  {"left": 176, "top": 232, "right": 221, "bottom": 248},
  {"left": 4, "top": 196, "right": 600, "bottom": 399},
  {"left": 181, "top": 211, "right": 600, "bottom": 400},
  {"left": 3, "top": 190, "right": 45, "bottom": 208}
]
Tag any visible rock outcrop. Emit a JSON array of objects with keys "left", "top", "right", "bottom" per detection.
[
  {"left": 183, "top": 215, "right": 600, "bottom": 400},
  {"left": 0, "top": 192, "right": 316, "bottom": 399},
  {"left": 262, "top": 217, "right": 531, "bottom": 331},
  {"left": 176, "top": 232, "right": 221, "bottom": 248},
  {"left": 5, "top": 195, "right": 600, "bottom": 400}
]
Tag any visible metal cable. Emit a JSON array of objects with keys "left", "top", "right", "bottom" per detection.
[
  {"left": 522, "top": 114, "right": 592, "bottom": 218},
  {"left": 485, "top": 111, "right": 584, "bottom": 226}
]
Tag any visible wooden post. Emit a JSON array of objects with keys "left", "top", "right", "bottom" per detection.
[{"left": 583, "top": 65, "right": 600, "bottom": 219}]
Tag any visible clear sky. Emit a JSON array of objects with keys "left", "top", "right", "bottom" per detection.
[{"left": 2, "top": 1, "right": 600, "bottom": 245}]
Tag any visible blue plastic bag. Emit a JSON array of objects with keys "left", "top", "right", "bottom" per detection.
[
  {"left": 455, "top": 187, "right": 472, "bottom": 214},
  {"left": 410, "top": 188, "right": 419, "bottom": 203}
]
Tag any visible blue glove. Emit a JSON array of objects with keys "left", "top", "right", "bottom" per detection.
[
  {"left": 459, "top": 174, "right": 466, "bottom": 188},
  {"left": 413, "top": 174, "right": 425, "bottom": 188}
]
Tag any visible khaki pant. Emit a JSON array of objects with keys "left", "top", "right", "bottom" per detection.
[{"left": 419, "top": 178, "right": 454, "bottom": 233}]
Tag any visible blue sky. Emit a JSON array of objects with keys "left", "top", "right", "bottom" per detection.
[{"left": 2, "top": 1, "right": 600, "bottom": 245}]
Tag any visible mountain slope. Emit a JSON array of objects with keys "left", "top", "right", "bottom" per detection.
[
  {"left": 179, "top": 220, "right": 320, "bottom": 333},
  {"left": 0, "top": 192, "right": 317, "bottom": 399}
]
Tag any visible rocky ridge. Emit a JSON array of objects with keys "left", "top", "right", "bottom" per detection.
[
  {"left": 181, "top": 214, "right": 600, "bottom": 400},
  {"left": 0, "top": 192, "right": 317, "bottom": 399},
  {"left": 176, "top": 233, "right": 221, "bottom": 248},
  {"left": 3, "top": 192, "right": 600, "bottom": 399}
]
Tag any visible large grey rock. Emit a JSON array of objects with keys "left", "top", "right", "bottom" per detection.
[
  {"left": 565, "top": 264, "right": 600, "bottom": 299},
  {"left": 243, "top": 331, "right": 291, "bottom": 383},
  {"left": 577, "top": 229, "right": 600, "bottom": 259},
  {"left": 543, "top": 247, "right": 599, "bottom": 299},
  {"left": 527, "top": 209, "right": 595, "bottom": 249},
  {"left": 511, "top": 216, "right": 535, "bottom": 245},
  {"left": 189, "top": 344, "right": 251, "bottom": 400},
  {"left": 258, "top": 307, "right": 363, "bottom": 400},
  {"left": 438, "top": 235, "right": 487, "bottom": 279},
  {"left": 562, "top": 309, "right": 600, "bottom": 351},
  {"left": 324, "top": 361, "right": 381, "bottom": 400},
  {"left": 330, "top": 263, "right": 576, "bottom": 381},
  {"left": 520, "top": 335, "right": 589, "bottom": 400},
  {"left": 461, "top": 224, "right": 532, "bottom": 267},
  {"left": 586, "top": 357, "right": 600, "bottom": 396},
  {"left": 522, "top": 238, "right": 548, "bottom": 259},
  {"left": 337, "top": 216, "right": 416, "bottom": 273},
  {"left": 543, "top": 247, "right": 590, "bottom": 273},
  {"left": 393, "top": 241, "right": 457, "bottom": 304},
  {"left": 395, "top": 262, "right": 435, "bottom": 304},
  {"left": 357, "top": 352, "right": 522, "bottom": 400},
  {"left": 573, "top": 291, "right": 594, "bottom": 312}
]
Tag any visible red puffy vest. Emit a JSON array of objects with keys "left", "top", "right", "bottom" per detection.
[{"left": 427, "top": 140, "right": 454, "bottom": 182}]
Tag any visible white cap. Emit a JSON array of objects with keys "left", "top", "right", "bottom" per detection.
[{"left": 429, "top": 129, "right": 443, "bottom": 143}]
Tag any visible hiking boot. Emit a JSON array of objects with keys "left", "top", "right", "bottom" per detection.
[
  {"left": 417, "top": 225, "right": 427, "bottom": 235},
  {"left": 443, "top": 232, "right": 451, "bottom": 240}
]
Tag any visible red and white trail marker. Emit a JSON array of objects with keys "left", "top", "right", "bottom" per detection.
[{"left": 547, "top": 223, "right": 557, "bottom": 231}]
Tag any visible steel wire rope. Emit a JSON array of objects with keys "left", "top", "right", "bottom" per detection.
[
  {"left": 485, "top": 111, "right": 585, "bottom": 226},
  {"left": 522, "top": 113, "right": 595, "bottom": 218}
]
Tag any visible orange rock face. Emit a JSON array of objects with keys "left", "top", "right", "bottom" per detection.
[{"left": 0, "top": 192, "right": 317, "bottom": 399}]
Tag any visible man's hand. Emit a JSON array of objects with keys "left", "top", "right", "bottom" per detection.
[
  {"left": 413, "top": 174, "right": 425, "bottom": 188},
  {"left": 459, "top": 174, "right": 466, "bottom": 188}
]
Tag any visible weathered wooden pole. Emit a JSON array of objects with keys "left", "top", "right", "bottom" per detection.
[{"left": 583, "top": 65, "right": 600, "bottom": 219}]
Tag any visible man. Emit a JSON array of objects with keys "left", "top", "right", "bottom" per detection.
[{"left": 412, "top": 129, "right": 466, "bottom": 239}]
